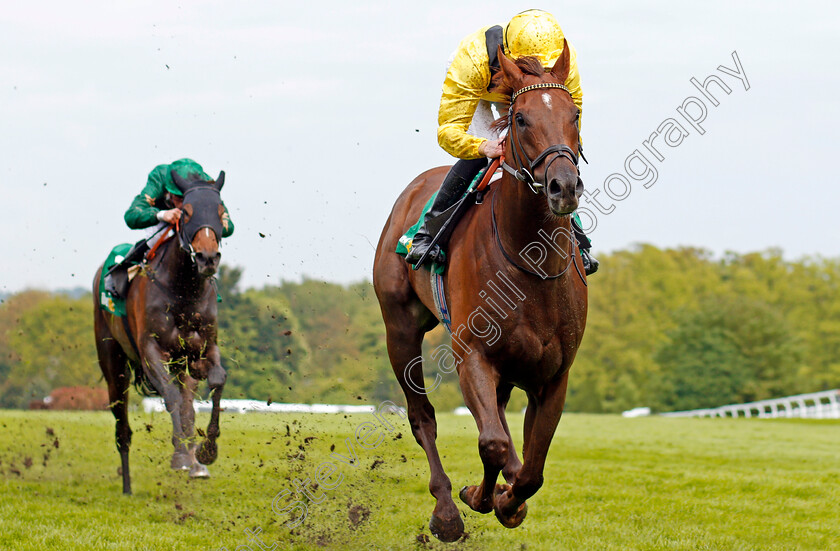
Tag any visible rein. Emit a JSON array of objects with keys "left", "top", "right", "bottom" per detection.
[
  {"left": 142, "top": 220, "right": 212, "bottom": 301},
  {"left": 490, "top": 188, "right": 577, "bottom": 280},
  {"left": 146, "top": 223, "right": 177, "bottom": 261},
  {"left": 175, "top": 218, "right": 199, "bottom": 265}
]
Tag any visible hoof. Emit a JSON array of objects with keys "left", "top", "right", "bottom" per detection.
[
  {"left": 171, "top": 453, "right": 191, "bottom": 471},
  {"left": 494, "top": 500, "right": 528, "bottom": 529},
  {"left": 429, "top": 512, "right": 464, "bottom": 543},
  {"left": 195, "top": 439, "right": 218, "bottom": 465},
  {"left": 458, "top": 485, "right": 493, "bottom": 514},
  {"left": 188, "top": 463, "right": 210, "bottom": 478}
]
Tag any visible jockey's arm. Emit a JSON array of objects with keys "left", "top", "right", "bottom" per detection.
[
  {"left": 124, "top": 165, "right": 234, "bottom": 238},
  {"left": 437, "top": 37, "right": 492, "bottom": 160},
  {"left": 124, "top": 167, "right": 168, "bottom": 230}
]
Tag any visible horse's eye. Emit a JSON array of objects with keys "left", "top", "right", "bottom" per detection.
[{"left": 515, "top": 113, "right": 525, "bottom": 127}]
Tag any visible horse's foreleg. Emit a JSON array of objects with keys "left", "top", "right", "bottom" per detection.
[
  {"left": 196, "top": 349, "right": 225, "bottom": 466},
  {"left": 178, "top": 373, "right": 198, "bottom": 449},
  {"left": 386, "top": 327, "right": 463, "bottom": 543},
  {"left": 497, "top": 383, "right": 522, "bottom": 484},
  {"left": 494, "top": 369, "right": 570, "bottom": 528},
  {"left": 140, "top": 344, "right": 189, "bottom": 470},
  {"left": 176, "top": 373, "right": 209, "bottom": 478},
  {"left": 458, "top": 358, "right": 507, "bottom": 515}
]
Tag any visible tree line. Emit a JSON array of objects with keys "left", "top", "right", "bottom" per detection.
[{"left": 1, "top": 245, "right": 838, "bottom": 412}]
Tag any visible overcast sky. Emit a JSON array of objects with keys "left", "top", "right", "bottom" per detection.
[{"left": 2, "top": 0, "right": 838, "bottom": 293}]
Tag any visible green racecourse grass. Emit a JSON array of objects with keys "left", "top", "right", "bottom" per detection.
[{"left": 0, "top": 410, "right": 837, "bottom": 551}]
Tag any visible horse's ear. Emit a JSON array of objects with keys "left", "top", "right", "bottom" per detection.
[
  {"left": 498, "top": 46, "right": 522, "bottom": 83},
  {"left": 550, "top": 39, "right": 571, "bottom": 83},
  {"left": 215, "top": 171, "right": 225, "bottom": 191},
  {"left": 171, "top": 170, "right": 191, "bottom": 194}
]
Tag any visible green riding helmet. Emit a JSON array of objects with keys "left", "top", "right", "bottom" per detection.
[{"left": 164, "top": 158, "right": 212, "bottom": 196}]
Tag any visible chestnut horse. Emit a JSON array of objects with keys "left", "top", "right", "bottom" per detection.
[
  {"left": 93, "top": 171, "right": 228, "bottom": 494},
  {"left": 373, "top": 44, "right": 588, "bottom": 542}
]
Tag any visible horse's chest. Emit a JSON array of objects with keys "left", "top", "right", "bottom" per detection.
[
  {"left": 163, "top": 312, "right": 213, "bottom": 356},
  {"left": 503, "top": 326, "right": 560, "bottom": 363},
  {"left": 493, "top": 322, "right": 578, "bottom": 385}
]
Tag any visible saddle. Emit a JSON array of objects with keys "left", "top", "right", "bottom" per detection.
[
  {"left": 101, "top": 225, "right": 175, "bottom": 312},
  {"left": 397, "top": 162, "right": 502, "bottom": 272}
]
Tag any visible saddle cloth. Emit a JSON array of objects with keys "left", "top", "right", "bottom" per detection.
[
  {"left": 98, "top": 243, "right": 133, "bottom": 317},
  {"left": 395, "top": 168, "right": 503, "bottom": 274}
]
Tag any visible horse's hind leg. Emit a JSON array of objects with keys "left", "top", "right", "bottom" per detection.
[
  {"left": 494, "top": 369, "right": 570, "bottom": 528},
  {"left": 383, "top": 315, "right": 464, "bottom": 542},
  {"left": 94, "top": 313, "right": 133, "bottom": 495}
]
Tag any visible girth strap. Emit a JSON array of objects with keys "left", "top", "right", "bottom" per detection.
[{"left": 121, "top": 315, "right": 142, "bottom": 359}]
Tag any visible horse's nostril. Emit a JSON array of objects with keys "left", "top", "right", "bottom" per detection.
[{"left": 548, "top": 179, "right": 562, "bottom": 197}]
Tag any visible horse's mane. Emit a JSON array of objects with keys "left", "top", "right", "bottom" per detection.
[{"left": 490, "top": 56, "right": 554, "bottom": 133}]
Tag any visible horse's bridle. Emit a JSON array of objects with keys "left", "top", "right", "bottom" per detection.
[
  {"left": 500, "top": 82, "right": 587, "bottom": 194},
  {"left": 176, "top": 222, "right": 198, "bottom": 265},
  {"left": 490, "top": 81, "right": 589, "bottom": 283},
  {"left": 175, "top": 185, "right": 224, "bottom": 266}
]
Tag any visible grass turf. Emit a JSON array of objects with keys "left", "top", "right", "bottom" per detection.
[{"left": 0, "top": 410, "right": 837, "bottom": 550}]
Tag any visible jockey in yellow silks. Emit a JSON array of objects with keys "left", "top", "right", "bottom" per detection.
[{"left": 405, "top": 9, "right": 598, "bottom": 274}]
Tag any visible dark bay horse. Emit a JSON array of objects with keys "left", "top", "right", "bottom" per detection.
[
  {"left": 93, "top": 171, "right": 228, "bottom": 494},
  {"left": 373, "top": 44, "right": 588, "bottom": 542}
]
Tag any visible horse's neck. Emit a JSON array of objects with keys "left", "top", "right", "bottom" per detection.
[
  {"left": 495, "top": 176, "right": 575, "bottom": 278},
  {"left": 155, "top": 240, "right": 209, "bottom": 303}
]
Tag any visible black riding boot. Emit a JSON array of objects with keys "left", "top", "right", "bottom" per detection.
[
  {"left": 404, "top": 158, "right": 487, "bottom": 266},
  {"left": 580, "top": 249, "right": 599, "bottom": 275},
  {"left": 104, "top": 238, "right": 150, "bottom": 298},
  {"left": 571, "top": 217, "right": 599, "bottom": 275}
]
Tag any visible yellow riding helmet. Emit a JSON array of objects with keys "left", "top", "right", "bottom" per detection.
[{"left": 504, "top": 9, "right": 566, "bottom": 68}]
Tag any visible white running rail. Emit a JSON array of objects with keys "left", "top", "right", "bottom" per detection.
[
  {"left": 660, "top": 389, "right": 840, "bottom": 419},
  {"left": 141, "top": 398, "right": 383, "bottom": 415}
]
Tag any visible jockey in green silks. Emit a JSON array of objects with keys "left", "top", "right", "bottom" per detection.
[{"left": 104, "top": 158, "right": 234, "bottom": 298}]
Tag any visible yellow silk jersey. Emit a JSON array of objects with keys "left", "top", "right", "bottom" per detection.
[{"left": 437, "top": 25, "right": 583, "bottom": 160}]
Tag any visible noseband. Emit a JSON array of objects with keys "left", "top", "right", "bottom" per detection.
[{"left": 500, "top": 82, "right": 587, "bottom": 194}]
